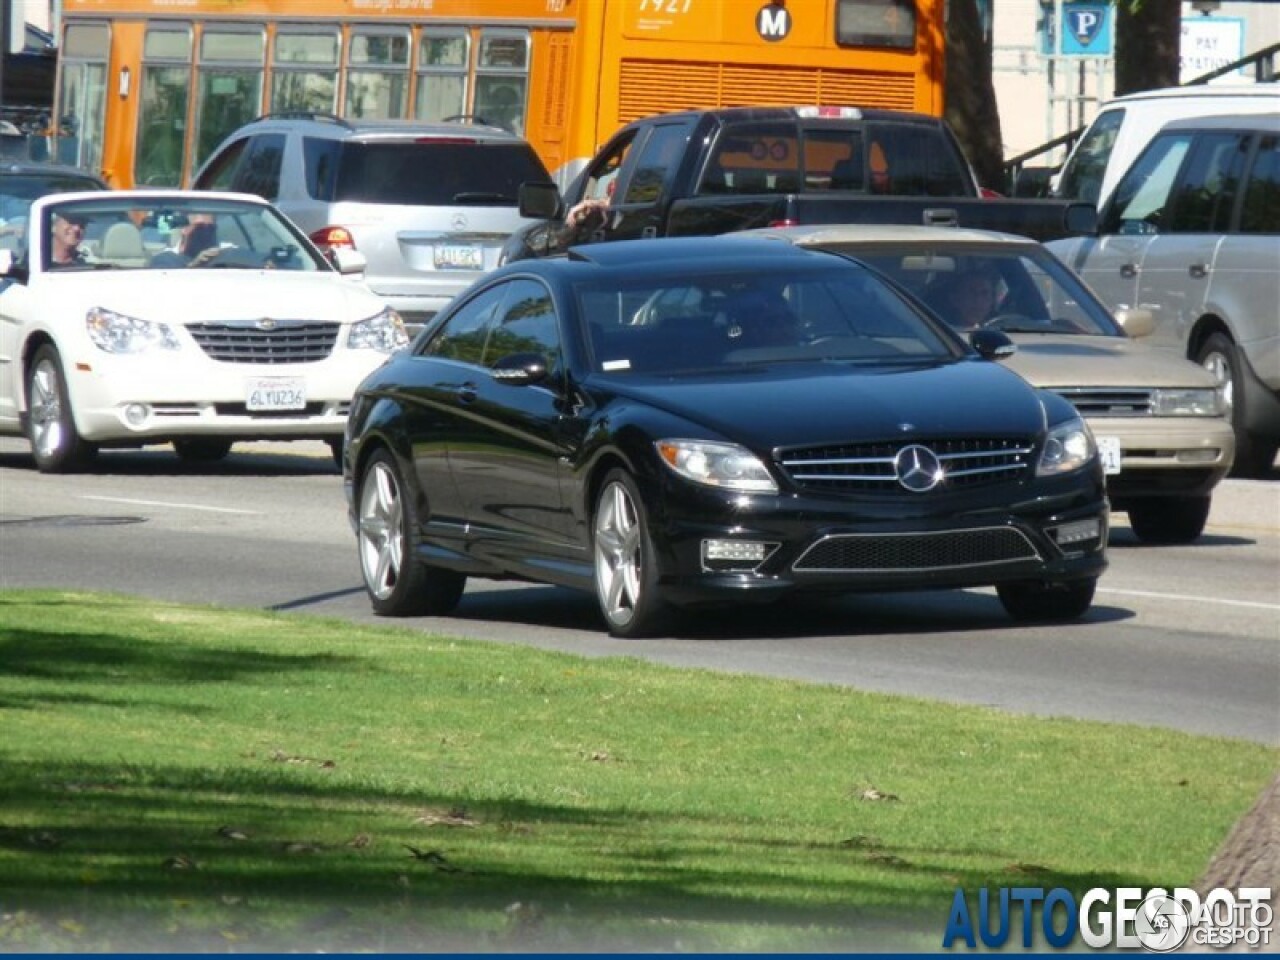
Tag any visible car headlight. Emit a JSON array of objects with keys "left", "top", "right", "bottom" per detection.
[
  {"left": 1037, "top": 416, "right": 1096, "bottom": 476},
  {"left": 85, "top": 307, "right": 180, "bottom": 354},
  {"left": 655, "top": 439, "right": 778, "bottom": 493},
  {"left": 348, "top": 306, "right": 409, "bottom": 353},
  {"left": 1151, "top": 388, "right": 1225, "bottom": 417}
]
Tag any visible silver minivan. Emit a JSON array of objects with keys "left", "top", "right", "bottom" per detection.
[
  {"left": 192, "top": 114, "right": 552, "bottom": 331},
  {"left": 1049, "top": 113, "right": 1280, "bottom": 477}
]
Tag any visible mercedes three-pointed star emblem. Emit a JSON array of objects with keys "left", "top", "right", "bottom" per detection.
[{"left": 894, "top": 444, "right": 945, "bottom": 493}]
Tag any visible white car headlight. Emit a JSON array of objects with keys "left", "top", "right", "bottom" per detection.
[
  {"left": 1037, "top": 417, "right": 1096, "bottom": 476},
  {"left": 1151, "top": 388, "right": 1224, "bottom": 417},
  {"left": 655, "top": 439, "right": 778, "bottom": 493},
  {"left": 348, "top": 306, "right": 409, "bottom": 353},
  {"left": 86, "top": 307, "right": 180, "bottom": 354}
]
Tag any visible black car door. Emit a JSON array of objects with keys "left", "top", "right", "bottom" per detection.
[{"left": 448, "top": 277, "right": 581, "bottom": 572}]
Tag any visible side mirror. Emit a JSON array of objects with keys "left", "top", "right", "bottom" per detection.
[
  {"left": 490, "top": 352, "right": 549, "bottom": 386},
  {"left": 1064, "top": 202, "right": 1098, "bottom": 236},
  {"left": 518, "top": 181, "right": 562, "bottom": 220},
  {"left": 330, "top": 247, "right": 367, "bottom": 276},
  {"left": 0, "top": 248, "right": 27, "bottom": 282},
  {"left": 970, "top": 328, "right": 1017, "bottom": 361},
  {"left": 1114, "top": 307, "right": 1155, "bottom": 339}
]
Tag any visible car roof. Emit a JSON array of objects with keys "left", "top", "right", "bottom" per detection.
[
  {"left": 736, "top": 224, "right": 1040, "bottom": 249},
  {"left": 1156, "top": 112, "right": 1280, "bottom": 134},
  {"left": 1, "top": 161, "right": 107, "bottom": 185},
  {"left": 563, "top": 235, "right": 825, "bottom": 269},
  {"left": 30, "top": 188, "right": 273, "bottom": 210},
  {"left": 1101, "top": 83, "right": 1280, "bottom": 106},
  {"left": 237, "top": 112, "right": 523, "bottom": 142}
]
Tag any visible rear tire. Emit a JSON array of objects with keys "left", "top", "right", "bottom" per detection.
[
  {"left": 26, "top": 344, "right": 96, "bottom": 473},
  {"left": 592, "top": 469, "right": 670, "bottom": 638},
  {"left": 997, "top": 578, "right": 1096, "bottom": 622},
  {"left": 1126, "top": 496, "right": 1210, "bottom": 545},
  {"left": 357, "top": 448, "right": 465, "bottom": 616},
  {"left": 173, "top": 439, "right": 232, "bottom": 462},
  {"left": 1197, "top": 332, "right": 1277, "bottom": 478}
]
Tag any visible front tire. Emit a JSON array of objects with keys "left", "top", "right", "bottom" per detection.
[
  {"left": 1126, "top": 496, "right": 1210, "bottom": 545},
  {"left": 997, "top": 578, "right": 1096, "bottom": 622},
  {"left": 327, "top": 437, "right": 344, "bottom": 469},
  {"left": 1198, "top": 332, "right": 1277, "bottom": 478},
  {"left": 592, "top": 469, "right": 669, "bottom": 638},
  {"left": 173, "top": 439, "right": 232, "bottom": 462},
  {"left": 26, "top": 344, "right": 96, "bottom": 473},
  {"left": 357, "top": 448, "right": 465, "bottom": 617}
]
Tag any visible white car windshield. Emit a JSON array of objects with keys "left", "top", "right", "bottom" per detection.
[{"left": 41, "top": 197, "right": 326, "bottom": 273}]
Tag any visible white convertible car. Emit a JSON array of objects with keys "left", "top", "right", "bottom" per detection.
[{"left": 0, "top": 190, "right": 407, "bottom": 472}]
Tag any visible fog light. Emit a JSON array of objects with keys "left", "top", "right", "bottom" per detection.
[
  {"left": 705, "top": 539, "right": 768, "bottom": 561},
  {"left": 123, "top": 403, "right": 150, "bottom": 427},
  {"left": 1052, "top": 518, "right": 1101, "bottom": 546}
]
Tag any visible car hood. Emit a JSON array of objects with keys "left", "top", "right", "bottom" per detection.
[
  {"left": 37, "top": 271, "right": 388, "bottom": 324},
  {"left": 1003, "top": 334, "right": 1218, "bottom": 389},
  {"left": 603, "top": 358, "right": 1048, "bottom": 449}
]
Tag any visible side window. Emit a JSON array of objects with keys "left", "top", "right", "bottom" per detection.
[
  {"left": 1240, "top": 134, "right": 1280, "bottom": 235},
  {"left": 1057, "top": 108, "right": 1125, "bottom": 204},
  {"left": 1169, "top": 132, "right": 1249, "bottom": 234},
  {"left": 194, "top": 136, "right": 248, "bottom": 190},
  {"left": 421, "top": 283, "right": 506, "bottom": 363},
  {"left": 234, "top": 133, "right": 286, "bottom": 200},
  {"left": 1104, "top": 133, "right": 1193, "bottom": 235},
  {"left": 302, "top": 136, "right": 341, "bottom": 200},
  {"left": 581, "top": 132, "right": 636, "bottom": 204},
  {"left": 484, "top": 278, "right": 562, "bottom": 380},
  {"left": 621, "top": 120, "right": 693, "bottom": 205}
]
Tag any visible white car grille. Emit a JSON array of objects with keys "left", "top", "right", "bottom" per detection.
[{"left": 186, "top": 320, "right": 340, "bottom": 364}]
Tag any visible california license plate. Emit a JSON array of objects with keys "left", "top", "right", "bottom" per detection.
[
  {"left": 1097, "top": 435, "right": 1122, "bottom": 475},
  {"left": 433, "top": 244, "right": 483, "bottom": 270},
  {"left": 246, "top": 378, "right": 306, "bottom": 411}
]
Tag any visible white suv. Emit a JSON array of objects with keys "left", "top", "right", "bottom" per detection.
[{"left": 193, "top": 113, "right": 552, "bottom": 331}]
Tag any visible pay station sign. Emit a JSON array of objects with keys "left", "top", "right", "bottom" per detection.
[{"left": 1180, "top": 17, "right": 1245, "bottom": 82}]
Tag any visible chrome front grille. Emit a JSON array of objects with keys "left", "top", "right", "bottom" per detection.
[
  {"left": 778, "top": 438, "right": 1034, "bottom": 493},
  {"left": 187, "top": 320, "right": 339, "bottom": 364},
  {"left": 793, "top": 527, "right": 1040, "bottom": 572},
  {"left": 1054, "top": 387, "right": 1153, "bottom": 417}
]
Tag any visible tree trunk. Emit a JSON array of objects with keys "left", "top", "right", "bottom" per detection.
[
  {"left": 1114, "top": 1, "right": 1182, "bottom": 96},
  {"left": 944, "top": 0, "right": 1005, "bottom": 192}
]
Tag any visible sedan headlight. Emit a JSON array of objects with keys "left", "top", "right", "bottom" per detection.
[
  {"left": 1037, "top": 416, "right": 1096, "bottom": 476},
  {"left": 348, "top": 306, "right": 409, "bottom": 353},
  {"left": 655, "top": 439, "right": 778, "bottom": 493},
  {"left": 1151, "top": 388, "right": 1225, "bottom": 417},
  {"left": 86, "top": 307, "right": 180, "bottom": 354}
]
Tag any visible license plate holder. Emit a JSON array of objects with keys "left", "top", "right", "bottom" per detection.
[
  {"left": 246, "top": 377, "right": 306, "bottom": 412},
  {"left": 1097, "top": 435, "right": 1122, "bottom": 475},
  {"left": 433, "top": 244, "right": 483, "bottom": 270}
]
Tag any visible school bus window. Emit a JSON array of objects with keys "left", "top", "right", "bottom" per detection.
[
  {"left": 272, "top": 29, "right": 340, "bottom": 114},
  {"left": 346, "top": 29, "right": 410, "bottom": 119},
  {"left": 135, "top": 25, "right": 192, "bottom": 187},
  {"left": 473, "top": 30, "right": 529, "bottom": 136},
  {"left": 57, "top": 22, "right": 109, "bottom": 174},
  {"left": 415, "top": 31, "right": 468, "bottom": 123},
  {"left": 194, "top": 27, "right": 265, "bottom": 176},
  {"left": 835, "top": 0, "right": 916, "bottom": 49}
]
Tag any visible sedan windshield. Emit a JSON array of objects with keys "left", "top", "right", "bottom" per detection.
[
  {"left": 577, "top": 263, "right": 960, "bottom": 376},
  {"left": 40, "top": 196, "right": 326, "bottom": 272}
]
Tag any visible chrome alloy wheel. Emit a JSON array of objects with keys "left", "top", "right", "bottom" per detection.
[
  {"left": 29, "top": 355, "right": 68, "bottom": 463},
  {"left": 358, "top": 459, "right": 404, "bottom": 600},
  {"left": 594, "top": 479, "right": 643, "bottom": 628}
]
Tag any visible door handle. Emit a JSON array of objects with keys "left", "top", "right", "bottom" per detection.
[
  {"left": 1119, "top": 263, "right": 1137, "bottom": 278},
  {"left": 457, "top": 382, "right": 478, "bottom": 404},
  {"left": 1188, "top": 263, "right": 1209, "bottom": 279}
]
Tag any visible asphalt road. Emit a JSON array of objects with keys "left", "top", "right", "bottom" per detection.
[{"left": 2, "top": 438, "right": 1277, "bottom": 745}]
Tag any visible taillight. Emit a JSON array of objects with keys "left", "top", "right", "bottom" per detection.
[
  {"left": 768, "top": 218, "right": 799, "bottom": 228},
  {"left": 979, "top": 187, "right": 1005, "bottom": 199},
  {"left": 309, "top": 226, "right": 356, "bottom": 252}
]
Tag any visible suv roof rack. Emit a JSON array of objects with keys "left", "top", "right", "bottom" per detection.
[{"left": 253, "top": 111, "right": 354, "bottom": 129}]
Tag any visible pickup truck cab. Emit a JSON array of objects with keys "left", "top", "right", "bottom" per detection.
[
  {"left": 502, "top": 106, "right": 1095, "bottom": 262},
  {"left": 1049, "top": 113, "right": 1280, "bottom": 477}
]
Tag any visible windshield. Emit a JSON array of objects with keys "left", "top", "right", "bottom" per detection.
[
  {"left": 847, "top": 245, "right": 1122, "bottom": 336},
  {"left": 1056, "top": 108, "right": 1124, "bottom": 204},
  {"left": 577, "top": 262, "right": 961, "bottom": 376},
  {"left": 39, "top": 196, "right": 327, "bottom": 272}
]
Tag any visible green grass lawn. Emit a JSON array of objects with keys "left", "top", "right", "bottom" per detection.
[{"left": 0, "top": 589, "right": 1273, "bottom": 952}]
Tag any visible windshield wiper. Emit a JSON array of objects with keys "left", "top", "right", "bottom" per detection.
[{"left": 452, "top": 191, "right": 512, "bottom": 204}]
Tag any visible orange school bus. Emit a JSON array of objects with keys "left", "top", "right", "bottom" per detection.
[{"left": 52, "top": 0, "right": 945, "bottom": 189}]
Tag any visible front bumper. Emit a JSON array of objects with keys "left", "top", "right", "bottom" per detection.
[{"left": 1087, "top": 414, "right": 1235, "bottom": 501}]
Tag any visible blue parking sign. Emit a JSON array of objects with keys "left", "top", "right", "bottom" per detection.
[{"left": 1040, "top": 1, "right": 1113, "bottom": 56}]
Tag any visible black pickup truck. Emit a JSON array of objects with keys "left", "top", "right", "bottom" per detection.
[{"left": 502, "top": 106, "right": 1095, "bottom": 262}]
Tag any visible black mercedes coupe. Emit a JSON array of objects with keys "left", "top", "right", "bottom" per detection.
[{"left": 343, "top": 237, "right": 1108, "bottom": 637}]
